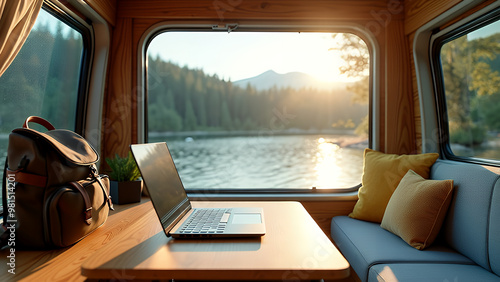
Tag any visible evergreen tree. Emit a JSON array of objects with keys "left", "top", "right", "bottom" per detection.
[
  {"left": 220, "top": 101, "right": 232, "bottom": 130},
  {"left": 184, "top": 99, "right": 198, "bottom": 130},
  {"left": 0, "top": 22, "right": 82, "bottom": 132}
]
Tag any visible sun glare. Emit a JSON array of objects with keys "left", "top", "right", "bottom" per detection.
[
  {"left": 269, "top": 33, "right": 353, "bottom": 83},
  {"left": 312, "top": 49, "right": 349, "bottom": 83}
]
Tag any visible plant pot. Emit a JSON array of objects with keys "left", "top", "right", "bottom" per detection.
[{"left": 109, "top": 180, "right": 143, "bottom": 205}]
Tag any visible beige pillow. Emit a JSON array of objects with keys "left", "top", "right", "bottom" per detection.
[
  {"left": 381, "top": 169, "right": 454, "bottom": 250},
  {"left": 349, "top": 148, "right": 439, "bottom": 223}
]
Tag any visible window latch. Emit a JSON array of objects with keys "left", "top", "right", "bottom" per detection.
[{"left": 212, "top": 23, "right": 239, "bottom": 33}]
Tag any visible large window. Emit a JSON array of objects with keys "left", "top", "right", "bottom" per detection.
[
  {"left": 0, "top": 6, "right": 90, "bottom": 210},
  {"left": 435, "top": 9, "right": 500, "bottom": 162},
  {"left": 146, "top": 31, "right": 370, "bottom": 190}
]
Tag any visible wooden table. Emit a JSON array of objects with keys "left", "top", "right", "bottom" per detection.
[
  {"left": 81, "top": 201, "right": 349, "bottom": 281},
  {"left": 0, "top": 200, "right": 349, "bottom": 281}
]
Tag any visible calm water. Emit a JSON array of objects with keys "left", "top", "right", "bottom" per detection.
[{"left": 150, "top": 134, "right": 365, "bottom": 189}]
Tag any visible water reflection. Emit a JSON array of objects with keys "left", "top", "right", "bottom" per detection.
[{"left": 314, "top": 138, "right": 343, "bottom": 188}]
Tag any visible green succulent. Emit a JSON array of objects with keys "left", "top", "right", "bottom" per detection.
[{"left": 105, "top": 151, "right": 141, "bottom": 182}]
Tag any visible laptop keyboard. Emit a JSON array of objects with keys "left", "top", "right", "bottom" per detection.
[{"left": 179, "top": 208, "right": 232, "bottom": 234}]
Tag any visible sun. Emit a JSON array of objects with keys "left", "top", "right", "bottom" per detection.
[
  {"left": 285, "top": 32, "right": 360, "bottom": 83},
  {"left": 310, "top": 49, "right": 351, "bottom": 83}
]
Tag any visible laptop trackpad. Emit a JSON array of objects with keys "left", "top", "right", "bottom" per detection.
[{"left": 232, "top": 213, "right": 262, "bottom": 224}]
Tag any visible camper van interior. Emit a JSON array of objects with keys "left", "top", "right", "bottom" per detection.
[{"left": 1, "top": 0, "right": 500, "bottom": 281}]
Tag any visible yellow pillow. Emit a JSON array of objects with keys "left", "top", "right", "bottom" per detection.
[
  {"left": 380, "top": 170, "right": 454, "bottom": 250},
  {"left": 349, "top": 148, "right": 439, "bottom": 223}
]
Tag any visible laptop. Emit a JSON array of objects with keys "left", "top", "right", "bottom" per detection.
[{"left": 130, "top": 142, "right": 266, "bottom": 238}]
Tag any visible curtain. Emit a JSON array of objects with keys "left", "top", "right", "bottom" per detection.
[{"left": 0, "top": 0, "right": 44, "bottom": 77}]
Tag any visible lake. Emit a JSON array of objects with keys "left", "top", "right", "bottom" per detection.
[{"left": 150, "top": 134, "right": 366, "bottom": 189}]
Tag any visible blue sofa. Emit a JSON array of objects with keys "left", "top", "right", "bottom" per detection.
[{"left": 331, "top": 159, "right": 500, "bottom": 281}]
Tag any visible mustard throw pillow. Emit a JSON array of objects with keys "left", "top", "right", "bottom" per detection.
[
  {"left": 348, "top": 148, "right": 439, "bottom": 223},
  {"left": 380, "top": 170, "right": 454, "bottom": 250}
]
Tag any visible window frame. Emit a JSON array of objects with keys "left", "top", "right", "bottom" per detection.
[
  {"left": 430, "top": 6, "right": 500, "bottom": 166},
  {"left": 138, "top": 22, "right": 379, "bottom": 197}
]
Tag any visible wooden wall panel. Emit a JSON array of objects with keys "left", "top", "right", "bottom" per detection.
[
  {"left": 85, "top": 0, "right": 117, "bottom": 25},
  {"left": 102, "top": 17, "right": 134, "bottom": 160},
  {"left": 117, "top": 0, "right": 389, "bottom": 20},
  {"left": 405, "top": 0, "right": 462, "bottom": 35},
  {"left": 384, "top": 18, "right": 416, "bottom": 154}
]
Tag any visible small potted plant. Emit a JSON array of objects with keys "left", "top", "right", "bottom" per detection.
[{"left": 106, "top": 151, "right": 143, "bottom": 204}]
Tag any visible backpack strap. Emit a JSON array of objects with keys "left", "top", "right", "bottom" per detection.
[
  {"left": 23, "top": 116, "right": 56, "bottom": 130},
  {"left": 6, "top": 168, "right": 47, "bottom": 187},
  {"left": 68, "top": 181, "right": 93, "bottom": 225},
  {"left": 91, "top": 165, "right": 114, "bottom": 211}
]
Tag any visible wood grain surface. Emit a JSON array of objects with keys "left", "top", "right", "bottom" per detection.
[
  {"left": 0, "top": 200, "right": 151, "bottom": 281},
  {"left": 81, "top": 201, "right": 350, "bottom": 281},
  {"left": 0, "top": 199, "right": 352, "bottom": 281},
  {"left": 84, "top": 0, "right": 117, "bottom": 25},
  {"left": 117, "top": 0, "right": 390, "bottom": 20},
  {"left": 384, "top": 18, "right": 416, "bottom": 154},
  {"left": 404, "top": 0, "right": 462, "bottom": 35},
  {"left": 102, "top": 17, "right": 134, "bottom": 161}
]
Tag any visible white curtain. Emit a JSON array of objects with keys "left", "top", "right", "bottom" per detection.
[{"left": 0, "top": 0, "right": 44, "bottom": 77}]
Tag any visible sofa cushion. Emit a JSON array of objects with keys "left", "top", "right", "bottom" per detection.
[
  {"left": 381, "top": 169, "right": 454, "bottom": 250},
  {"left": 331, "top": 215, "right": 473, "bottom": 281},
  {"left": 349, "top": 149, "right": 439, "bottom": 223},
  {"left": 368, "top": 263, "right": 500, "bottom": 282},
  {"left": 431, "top": 160, "right": 500, "bottom": 271}
]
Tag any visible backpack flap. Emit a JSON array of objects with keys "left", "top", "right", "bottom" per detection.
[{"left": 11, "top": 128, "right": 99, "bottom": 166}]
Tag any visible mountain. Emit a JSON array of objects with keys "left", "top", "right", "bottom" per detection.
[{"left": 232, "top": 70, "right": 346, "bottom": 91}]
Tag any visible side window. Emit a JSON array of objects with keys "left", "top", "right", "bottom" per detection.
[
  {"left": 146, "top": 31, "right": 370, "bottom": 191},
  {"left": 0, "top": 7, "right": 89, "bottom": 211},
  {"left": 436, "top": 12, "right": 500, "bottom": 161}
]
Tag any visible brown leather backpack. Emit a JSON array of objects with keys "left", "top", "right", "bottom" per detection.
[{"left": 2, "top": 116, "right": 113, "bottom": 248}]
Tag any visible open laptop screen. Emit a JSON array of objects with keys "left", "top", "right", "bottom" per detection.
[{"left": 130, "top": 143, "right": 191, "bottom": 231}]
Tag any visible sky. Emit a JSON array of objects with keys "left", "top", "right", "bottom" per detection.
[
  {"left": 148, "top": 32, "right": 358, "bottom": 83},
  {"left": 468, "top": 20, "right": 500, "bottom": 40}
]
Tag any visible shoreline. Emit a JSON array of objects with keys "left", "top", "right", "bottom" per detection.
[{"left": 148, "top": 128, "right": 358, "bottom": 139}]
